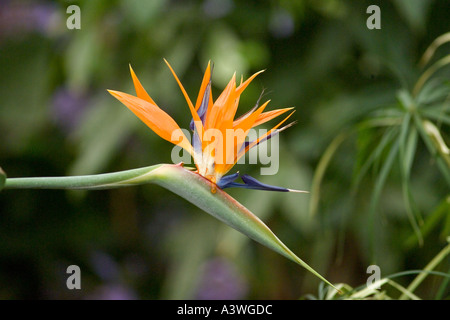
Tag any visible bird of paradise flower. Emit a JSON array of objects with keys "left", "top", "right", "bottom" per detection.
[{"left": 108, "top": 59, "right": 304, "bottom": 193}]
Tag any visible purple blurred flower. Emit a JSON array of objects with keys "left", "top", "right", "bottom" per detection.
[
  {"left": 86, "top": 283, "right": 138, "bottom": 300},
  {"left": 52, "top": 86, "right": 89, "bottom": 132},
  {"left": 89, "top": 251, "right": 121, "bottom": 282},
  {"left": 195, "top": 257, "right": 248, "bottom": 300},
  {"left": 0, "top": 1, "right": 59, "bottom": 38},
  {"left": 86, "top": 251, "right": 139, "bottom": 300},
  {"left": 269, "top": 8, "right": 295, "bottom": 38}
]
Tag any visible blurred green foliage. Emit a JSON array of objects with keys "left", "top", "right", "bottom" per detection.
[{"left": 0, "top": 0, "right": 449, "bottom": 299}]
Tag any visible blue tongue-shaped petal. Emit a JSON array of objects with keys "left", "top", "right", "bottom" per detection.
[
  {"left": 216, "top": 172, "right": 240, "bottom": 189},
  {"left": 238, "top": 174, "right": 290, "bottom": 192},
  {"left": 218, "top": 173, "right": 307, "bottom": 193}
]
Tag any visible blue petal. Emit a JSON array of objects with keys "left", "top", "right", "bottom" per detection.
[
  {"left": 240, "top": 174, "right": 290, "bottom": 192},
  {"left": 189, "top": 82, "right": 211, "bottom": 131},
  {"left": 189, "top": 82, "right": 211, "bottom": 155},
  {"left": 216, "top": 172, "right": 240, "bottom": 189},
  {"left": 219, "top": 173, "right": 290, "bottom": 192}
]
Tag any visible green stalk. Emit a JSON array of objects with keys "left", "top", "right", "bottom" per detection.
[
  {"left": 4, "top": 164, "right": 164, "bottom": 190},
  {"left": 3, "top": 163, "right": 338, "bottom": 292}
]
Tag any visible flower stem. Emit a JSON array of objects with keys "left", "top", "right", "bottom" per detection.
[
  {"left": 2, "top": 163, "right": 338, "bottom": 292},
  {"left": 3, "top": 164, "right": 163, "bottom": 190}
]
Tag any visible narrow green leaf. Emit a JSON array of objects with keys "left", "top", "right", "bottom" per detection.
[
  {"left": 368, "top": 139, "right": 400, "bottom": 260},
  {"left": 423, "top": 120, "right": 450, "bottom": 168},
  {"left": 398, "top": 113, "right": 412, "bottom": 178},
  {"left": 385, "top": 279, "right": 421, "bottom": 300},
  {"left": 309, "top": 131, "right": 348, "bottom": 217},
  {"left": 418, "top": 32, "right": 450, "bottom": 68},
  {"left": 352, "top": 126, "right": 398, "bottom": 193},
  {"left": 421, "top": 109, "right": 450, "bottom": 127},
  {"left": 415, "top": 78, "right": 450, "bottom": 106},
  {"left": 398, "top": 115, "right": 423, "bottom": 245},
  {"left": 349, "top": 269, "right": 450, "bottom": 299},
  {"left": 398, "top": 89, "right": 416, "bottom": 112},
  {"left": 404, "top": 127, "right": 418, "bottom": 174},
  {"left": 413, "top": 114, "right": 450, "bottom": 186},
  {"left": 413, "top": 54, "right": 450, "bottom": 97}
]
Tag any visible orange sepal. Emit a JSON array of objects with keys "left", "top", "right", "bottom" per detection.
[
  {"left": 108, "top": 90, "right": 193, "bottom": 155},
  {"left": 164, "top": 59, "right": 204, "bottom": 144},
  {"left": 194, "top": 61, "right": 212, "bottom": 111},
  {"left": 129, "top": 65, "right": 157, "bottom": 105},
  {"left": 235, "top": 70, "right": 265, "bottom": 97}
]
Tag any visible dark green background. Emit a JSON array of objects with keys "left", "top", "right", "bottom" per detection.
[{"left": 0, "top": 0, "right": 449, "bottom": 299}]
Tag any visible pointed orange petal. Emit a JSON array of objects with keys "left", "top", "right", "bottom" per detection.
[
  {"left": 215, "top": 100, "right": 271, "bottom": 175},
  {"left": 234, "top": 107, "right": 294, "bottom": 128},
  {"left": 234, "top": 100, "right": 270, "bottom": 133},
  {"left": 235, "top": 70, "right": 265, "bottom": 96},
  {"left": 243, "top": 110, "right": 296, "bottom": 155},
  {"left": 218, "top": 111, "right": 296, "bottom": 177},
  {"left": 218, "top": 70, "right": 264, "bottom": 129},
  {"left": 164, "top": 59, "right": 204, "bottom": 142},
  {"left": 221, "top": 82, "right": 242, "bottom": 128},
  {"left": 205, "top": 73, "right": 236, "bottom": 130},
  {"left": 195, "top": 61, "right": 211, "bottom": 111},
  {"left": 228, "top": 110, "right": 295, "bottom": 172},
  {"left": 129, "top": 65, "right": 157, "bottom": 105},
  {"left": 108, "top": 90, "right": 193, "bottom": 154}
]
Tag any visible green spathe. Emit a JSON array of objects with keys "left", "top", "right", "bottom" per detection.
[{"left": 3, "top": 163, "right": 338, "bottom": 292}]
